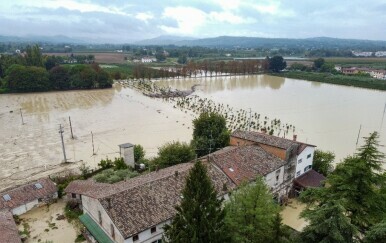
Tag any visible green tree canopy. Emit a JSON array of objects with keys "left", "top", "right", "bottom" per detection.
[
  {"left": 164, "top": 161, "right": 228, "bottom": 243},
  {"left": 300, "top": 200, "right": 358, "bottom": 243},
  {"left": 312, "top": 149, "right": 335, "bottom": 176},
  {"left": 134, "top": 144, "right": 145, "bottom": 163},
  {"left": 155, "top": 141, "right": 195, "bottom": 169},
  {"left": 6, "top": 64, "right": 50, "bottom": 92},
  {"left": 300, "top": 132, "right": 386, "bottom": 237},
  {"left": 191, "top": 112, "right": 230, "bottom": 157},
  {"left": 364, "top": 220, "right": 386, "bottom": 243},
  {"left": 269, "top": 56, "right": 287, "bottom": 72},
  {"left": 224, "top": 176, "right": 286, "bottom": 243},
  {"left": 313, "top": 58, "right": 325, "bottom": 69}
]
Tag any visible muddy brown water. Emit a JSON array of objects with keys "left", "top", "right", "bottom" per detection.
[
  {"left": 157, "top": 74, "right": 386, "bottom": 162},
  {"left": 0, "top": 74, "right": 385, "bottom": 190}
]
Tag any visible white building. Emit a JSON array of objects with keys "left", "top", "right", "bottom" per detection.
[
  {"left": 375, "top": 51, "right": 386, "bottom": 57},
  {"left": 0, "top": 178, "right": 58, "bottom": 216},
  {"left": 141, "top": 57, "right": 157, "bottom": 63}
]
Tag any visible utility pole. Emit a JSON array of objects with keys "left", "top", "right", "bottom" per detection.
[
  {"left": 20, "top": 108, "right": 24, "bottom": 125},
  {"left": 355, "top": 124, "right": 362, "bottom": 148},
  {"left": 380, "top": 102, "right": 386, "bottom": 132},
  {"left": 91, "top": 131, "right": 95, "bottom": 155},
  {"left": 59, "top": 124, "right": 67, "bottom": 162},
  {"left": 69, "top": 116, "right": 74, "bottom": 139}
]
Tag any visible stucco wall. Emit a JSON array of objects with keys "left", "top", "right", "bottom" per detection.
[
  {"left": 82, "top": 196, "right": 124, "bottom": 243},
  {"left": 295, "top": 146, "right": 315, "bottom": 178},
  {"left": 124, "top": 221, "right": 170, "bottom": 243},
  {"left": 264, "top": 166, "right": 285, "bottom": 195}
]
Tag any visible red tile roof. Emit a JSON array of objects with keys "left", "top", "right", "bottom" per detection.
[
  {"left": 294, "top": 169, "right": 326, "bottom": 188},
  {"left": 0, "top": 178, "right": 57, "bottom": 211},
  {"left": 231, "top": 130, "right": 315, "bottom": 154},
  {"left": 209, "top": 146, "right": 286, "bottom": 185},
  {"left": 99, "top": 162, "right": 235, "bottom": 239},
  {"left": 0, "top": 210, "right": 21, "bottom": 243}
]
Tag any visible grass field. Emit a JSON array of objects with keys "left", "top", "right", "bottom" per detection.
[
  {"left": 325, "top": 57, "right": 386, "bottom": 69},
  {"left": 46, "top": 52, "right": 130, "bottom": 64}
]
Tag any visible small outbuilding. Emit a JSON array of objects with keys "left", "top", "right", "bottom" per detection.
[
  {"left": 292, "top": 169, "right": 326, "bottom": 196},
  {"left": 0, "top": 178, "right": 58, "bottom": 215},
  {"left": 118, "top": 143, "right": 135, "bottom": 167}
]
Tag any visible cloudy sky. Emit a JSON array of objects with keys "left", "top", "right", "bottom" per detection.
[{"left": 1, "top": 0, "right": 385, "bottom": 43}]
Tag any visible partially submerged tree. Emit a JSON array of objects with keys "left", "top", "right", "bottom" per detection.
[
  {"left": 134, "top": 144, "right": 145, "bottom": 162},
  {"left": 164, "top": 161, "right": 228, "bottom": 242},
  {"left": 191, "top": 112, "right": 230, "bottom": 157}
]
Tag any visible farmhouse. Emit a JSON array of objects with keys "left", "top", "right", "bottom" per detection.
[
  {"left": 66, "top": 163, "right": 236, "bottom": 243},
  {"left": 0, "top": 178, "right": 58, "bottom": 215},
  {"left": 65, "top": 131, "right": 321, "bottom": 243},
  {"left": 230, "top": 130, "right": 317, "bottom": 196}
]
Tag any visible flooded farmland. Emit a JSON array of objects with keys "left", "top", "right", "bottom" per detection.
[{"left": 1, "top": 74, "right": 385, "bottom": 190}]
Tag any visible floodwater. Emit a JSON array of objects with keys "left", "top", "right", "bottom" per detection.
[
  {"left": 0, "top": 75, "right": 385, "bottom": 190},
  {"left": 0, "top": 85, "right": 193, "bottom": 190},
  {"left": 18, "top": 199, "right": 78, "bottom": 243},
  {"left": 158, "top": 75, "right": 386, "bottom": 163}
]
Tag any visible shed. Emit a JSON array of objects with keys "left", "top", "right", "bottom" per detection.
[{"left": 118, "top": 143, "right": 135, "bottom": 167}]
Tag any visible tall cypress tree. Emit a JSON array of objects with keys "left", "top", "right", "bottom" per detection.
[{"left": 164, "top": 161, "right": 228, "bottom": 243}]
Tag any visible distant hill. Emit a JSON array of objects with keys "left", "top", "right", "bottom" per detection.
[
  {"left": 134, "top": 35, "right": 197, "bottom": 45},
  {"left": 0, "top": 35, "right": 86, "bottom": 44},
  {"left": 136, "top": 36, "right": 386, "bottom": 49}
]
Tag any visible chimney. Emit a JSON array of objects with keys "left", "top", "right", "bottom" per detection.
[
  {"left": 261, "top": 128, "right": 267, "bottom": 134},
  {"left": 293, "top": 134, "right": 297, "bottom": 141},
  {"left": 175, "top": 171, "right": 179, "bottom": 177}
]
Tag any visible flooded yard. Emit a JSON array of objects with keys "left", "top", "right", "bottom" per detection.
[
  {"left": 281, "top": 199, "right": 308, "bottom": 232},
  {"left": 18, "top": 199, "right": 78, "bottom": 243},
  {"left": 1, "top": 75, "right": 385, "bottom": 190}
]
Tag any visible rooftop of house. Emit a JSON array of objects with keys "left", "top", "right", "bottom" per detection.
[
  {"left": 231, "top": 130, "right": 315, "bottom": 153},
  {"left": 209, "top": 145, "right": 287, "bottom": 185},
  {"left": 0, "top": 178, "right": 57, "bottom": 211},
  {"left": 293, "top": 169, "right": 326, "bottom": 188},
  {"left": 66, "top": 162, "right": 236, "bottom": 239},
  {"left": 0, "top": 210, "right": 21, "bottom": 243}
]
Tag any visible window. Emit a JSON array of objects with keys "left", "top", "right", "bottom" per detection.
[
  {"left": 307, "top": 154, "right": 312, "bottom": 159},
  {"left": 296, "top": 171, "right": 301, "bottom": 177},
  {"left": 276, "top": 175, "right": 279, "bottom": 181},
  {"left": 298, "top": 159, "right": 302, "bottom": 164},
  {"left": 152, "top": 240, "right": 162, "bottom": 243},
  {"left": 151, "top": 226, "right": 157, "bottom": 234},
  {"left": 98, "top": 211, "right": 102, "bottom": 224},
  {"left": 72, "top": 193, "right": 76, "bottom": 199},
  {"left": 34, "top": 183, "right": 43, "bottom": 189},
  {"left": 133, "top": 234, "right": 139, "bottom": 241},
  {"left": 304, "top": 165, "right": 312, "bottom": 172},
  {"left": 2, "top": 194, "right": 11, "bottom": 201}
]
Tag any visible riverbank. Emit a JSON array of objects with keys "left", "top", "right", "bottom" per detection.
[{"left": 271, "top": 71, "right": 386, "bottom": 91}]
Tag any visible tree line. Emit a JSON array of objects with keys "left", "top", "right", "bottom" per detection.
[
  {"left": 0, "top": 45, "right": 111, "bottom": 92},
  {"left": 131, "top": 56, "right": 286, "bottom": 80}
]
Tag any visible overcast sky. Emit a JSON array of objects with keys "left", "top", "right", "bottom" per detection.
[{"left": 1, "top": 0, "right": 386, "bottom": 43}]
